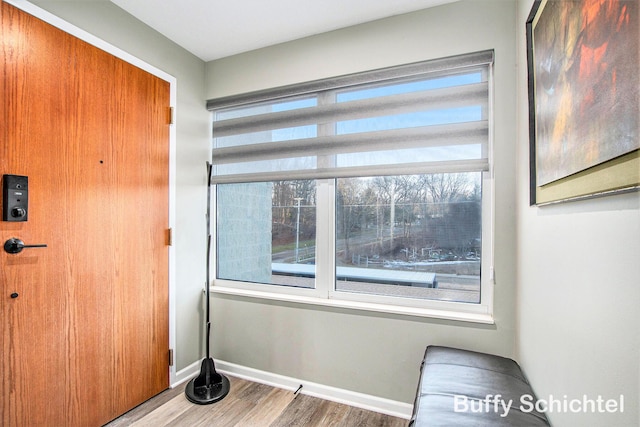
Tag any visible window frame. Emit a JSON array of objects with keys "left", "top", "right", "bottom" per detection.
[{"left": 209, "top": 51, "right": 495, "bottom": 324}]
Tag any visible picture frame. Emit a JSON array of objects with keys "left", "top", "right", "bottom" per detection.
[{"left": 526, "top": 0, "right": 639, "bottom": 205}]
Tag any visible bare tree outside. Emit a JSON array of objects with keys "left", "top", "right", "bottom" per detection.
[
  {"left": 219, "top": 174, "right": 481, "bottom": 302},
  {"left": 218, "top": 173, "right": 482, "bottom": 302},
  {"left": 335, "top": 173, "right": 481, "bottom": 302}
]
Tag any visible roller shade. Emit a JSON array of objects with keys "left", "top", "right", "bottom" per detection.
[{"left": 209, "top": 50, "right": 493, "bottom": 184}]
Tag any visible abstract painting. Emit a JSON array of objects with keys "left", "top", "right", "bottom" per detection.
[{"left": 527, "top": 0, "right": 639, "bottom": 203}]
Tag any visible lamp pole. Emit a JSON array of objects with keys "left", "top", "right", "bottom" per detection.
[{"left": 294, "top": 197, "right": 303, "bottom": 263}]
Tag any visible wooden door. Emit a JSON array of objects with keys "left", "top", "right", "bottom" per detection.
[{"left": 1, "top": 3, "right": 170, "bottom": 425}]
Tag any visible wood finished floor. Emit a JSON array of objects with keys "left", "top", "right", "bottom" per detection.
[{"left": 104, "top": 376, "right": 408, "bottom": 427}]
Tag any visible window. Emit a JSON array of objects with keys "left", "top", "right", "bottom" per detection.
[{"left": 209, "top": 51, "right": 494, "bottom": 322}]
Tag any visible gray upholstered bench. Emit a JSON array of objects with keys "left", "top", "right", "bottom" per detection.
[{"left": 409, "top": 346, "right": 550, "bottom": 426}]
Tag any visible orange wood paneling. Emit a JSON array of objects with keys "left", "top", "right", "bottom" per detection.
[{"left": 1, "top": 3, "right": 170, "bottom": 425}]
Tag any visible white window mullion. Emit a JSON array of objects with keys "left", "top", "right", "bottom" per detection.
[
  {"left": 314, "top": 179, "right": 335, "bottom": 297},
  {"left": 315, "top": 91, "right": 337, "bottom": 296},
  {"left": 316, "top": 90, "right": 337, "bottom": 169}
]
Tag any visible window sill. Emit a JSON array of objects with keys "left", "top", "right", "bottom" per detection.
[{"left": 211, "top": 285, "right": 494, "bottom": 325}]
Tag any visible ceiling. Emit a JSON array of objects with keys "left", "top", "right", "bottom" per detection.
[{"left": 110, "top": 0, "right": 458, "bottom": 62}]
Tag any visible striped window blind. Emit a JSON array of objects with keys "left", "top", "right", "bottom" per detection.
[{"left": 208, "top": 50, "right": 493, "bottom": 185}]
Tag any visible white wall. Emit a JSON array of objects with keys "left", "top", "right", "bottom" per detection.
[
  {"left": 515, "top": 1, "right": 640, "bottom": 426},
  {"left": 29, "top": 0, "right": 210, "bottom": 373},
  {"left": 206, "top": 0, "right": 518, "bottom": 404}
]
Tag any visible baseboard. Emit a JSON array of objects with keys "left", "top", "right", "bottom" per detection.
[
  {"left": 214, "top": 359, "right": 413, "bottom": 420},
  {"left": 172, "top": 360, "right": 201, "bottom": 388}
]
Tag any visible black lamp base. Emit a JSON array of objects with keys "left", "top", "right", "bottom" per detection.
[{"left": 184, "top": 358, "right": 230, "bottom": 405}]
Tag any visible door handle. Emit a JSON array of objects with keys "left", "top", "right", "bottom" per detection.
[{"left": 3, "top": 238, "right": 47, "bottom": 254}]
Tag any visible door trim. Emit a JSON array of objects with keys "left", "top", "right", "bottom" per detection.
[{"left": 6, "top": 0, "right": 179, "bottom": 386}]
